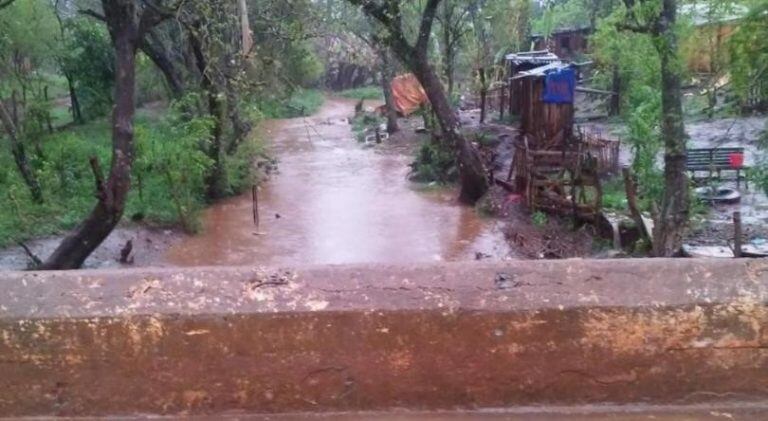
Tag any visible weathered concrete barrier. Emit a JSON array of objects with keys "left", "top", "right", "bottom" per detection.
[{"left": 1, "top": 259, "right": 767, "bottom": 417}]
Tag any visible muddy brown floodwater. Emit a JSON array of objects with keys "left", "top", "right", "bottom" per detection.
[{"left": 165, "top": 98, "right": 511, "bottom": 267}]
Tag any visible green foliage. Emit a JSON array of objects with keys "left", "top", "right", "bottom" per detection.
[
  {"left": 59, "top": 19, "right": 115, "bottom": 120},
  {"left": 591, "top": 7, "right": 674, "bottom": 210},
  {"left": 531, "top": 211, "right": 548, "bottom": 227},
  {"left": 729, "top": 1, "right": 768, "bottom": 108},
  {"left": 0, "top": 0, "right": 58, "bottom": 76},
  {"left": 133, "top": 99, "right": 215, "bottom": 232},
  {"left": 339, "top": 86, "right": 383, "bottom": 101},
  {"left": 749, "top": 121, "right": 768, "bottom": 195},
  {"left": 257, "top": 89, "right": 324, "bottom": 118},
  {"left": 591, "top": 10, "right": 661, "bottom": 106},
  {"left": 136, "top": 54, "right": 168, "bottom": 105},
  {"left": 532, "top": 0, "right": 590, "bottom": 37},
  {"left": 0, "top": 95, "right": 265, "bottom": 245},
  {"left": 280, "top": 42, "right": 325, "bottom": 88},
  {"left": 0, "top": 121, "right": 112, "bottom": 247},
  {"left": 601, "top": 177, "right": 628, "bottom": 211},
  {"left": 350, "top": 111, "right": 384, "bottom": 142},
  {"left": 409, "top": 141, "right": 457, "bottom": 184},
  {"left": 625, "top": 85, "right": 665, "bottom": 208}
]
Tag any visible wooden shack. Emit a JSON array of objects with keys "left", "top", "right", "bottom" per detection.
[
  {"left": 505, "top": 51, "right": 561, "bottom": 116},
  {"left": 530, "top": 27, "right": 591, "bottom": 60},
  {"left": 506, "top": 61, "right": 603, "bottom": 221},
  {"left": 510, "top": 62, "right": 574, "bottom": 148}
]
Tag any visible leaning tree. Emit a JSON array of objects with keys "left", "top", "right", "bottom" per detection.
[
  {"left": 40, "top": 0, "right": 174, "bottom": 269},
  {"left": 347, "top": 0, "right": 490, "bottom": 203}
]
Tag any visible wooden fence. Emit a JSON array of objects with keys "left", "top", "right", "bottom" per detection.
[{"left": 581, "top": 128, "right": 621, "bottom": 175}]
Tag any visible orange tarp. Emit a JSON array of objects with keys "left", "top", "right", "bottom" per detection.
[{"left": 390, "top": 73, "right": 429, "bottom": 116}]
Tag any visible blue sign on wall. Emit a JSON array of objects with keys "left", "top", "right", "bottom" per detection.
[{"left": 542, "top": 67, "right": 575, "bottom": 104}]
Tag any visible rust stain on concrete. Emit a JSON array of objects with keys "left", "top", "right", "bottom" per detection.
[{"left": 0, "top": 259, "right": 767, "bottom": 417}]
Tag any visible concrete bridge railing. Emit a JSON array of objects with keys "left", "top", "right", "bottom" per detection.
[{"left": 1, "top": 259, "right": 767, "bottom": 417}]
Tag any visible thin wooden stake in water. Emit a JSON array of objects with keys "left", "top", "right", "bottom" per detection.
[
  {"left": 733, "top": 211, "right": 742, "bottom": 258},
  {"left": 252, "top": 185, "right": 259, "bottom": 228}
]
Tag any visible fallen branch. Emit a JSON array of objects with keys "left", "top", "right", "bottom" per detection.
[{"left": 17, "top": 241, "right": 42, "bottom": 269}]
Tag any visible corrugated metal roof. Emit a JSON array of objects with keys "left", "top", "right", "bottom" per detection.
[
  {"left": 510, "top": 62, "right": 572, "bottom": 80},
  {"left": 504, "top": 51, "right": 561, "bottom": 65}
]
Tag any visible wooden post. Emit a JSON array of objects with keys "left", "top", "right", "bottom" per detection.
[
  {"left": 479, "top": 68, "right": 487, "bottom": 124},
  {"left": 499, "top": 83, "right": 505, "bottom": 121},
  {"left": 733, "top": 211, "right": 742, "bottom": 258},
  {"left": 252, "top": 185, "right": 260, "bottom": 229}
]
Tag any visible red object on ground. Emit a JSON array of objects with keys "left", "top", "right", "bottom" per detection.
[{"left": 729, "top": 152, "right": 745, "bottom": 169}]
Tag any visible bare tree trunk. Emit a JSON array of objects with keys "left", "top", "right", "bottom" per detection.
[
  {"left": 652, "top": 0, "right": 689, "bottom": 257},
  {"left": 379, "top": 49, "right": 399, "bottom": 134},
  {"left": 66, "top": 73, "right": 84, "bottom": 124},
  {"left": 141, "top": 33, "right": 185, "bottom": 98},
  {"left": 0, "top": 101, "right": 43, "bottom": 204},
  {"left": 479, "top": 67, "right": 487, "bottom": 123},
  {"left": 41, "top": 0, "right": 146, "bottom": 270},
  {"left": 190, "top": 28, "right": 227, "bottom": 199},
  {"left": 351, "top": 0, "right": 489, "bottom": 203},
  {"left": 225, "top": 76, "right": 251, "bottom": 154},
  {"left": 410, "top": 54, "right": 488, "bottom": 203}
]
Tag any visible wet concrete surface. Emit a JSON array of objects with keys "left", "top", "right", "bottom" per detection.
[
  {"left": 41, "top": 405, "right": 768, "bottom": 420},
  {"left": 0, "top": 226, "right": 182, "bottom": 271},
  {"left": 2, "top": 260, "right": 768, "bottom": 417},
  {"left": 165, "top": 98, "right": 511, "bottom": 266},
  {"left": 191, "top": 405, "right": 768, "bottom": 420}
]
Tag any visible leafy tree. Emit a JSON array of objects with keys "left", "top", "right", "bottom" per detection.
[
  {"left": 617, "top": 0, "right": 689, "bottom": 256},
  {"left": 345, "top": 0, "right": 490, "bottom": 203},
  {"left": 40, "top": 0, "right": 174, "bottom": 270},
  {"left": 729, "top": 0, "right": 768, "bottom": 110},
  {"left": 59, "top": 19, "right": 115, "bottom": 120},
  {"left": 0, "top": 0, "right": 60, "bottom": 203}
]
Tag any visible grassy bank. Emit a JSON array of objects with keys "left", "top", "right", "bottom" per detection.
[
  {"left": 257, "top": 88, "right": 325, "bottom": 118},
  {"left": 338, "top": 86, "right": 383, "bottom": 101},
  {"left": 0, "top": 106, "right": 264, "bottom": 248},
  {"left": 0, "top": 88, "right": 328, "bottom": 248}
]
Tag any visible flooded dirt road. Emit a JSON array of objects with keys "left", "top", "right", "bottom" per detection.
[{"left": 165, "top": 98, "right": 511, "bottom": 267}]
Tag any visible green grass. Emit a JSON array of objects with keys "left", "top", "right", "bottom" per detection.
[
  {"left": 1, "top": 118, "right": 115, "bottom": 247},
  {"left": 349, "top": 111, "right": 385, "bottom": 142},
  {"left": 601, "top": 177, "right": 628, "bottom": 211},
  {"left": 338, "top": 86, "right": 384, "bottom": 101},
  {"left": 49, "top": 104, "right": 72, "bottom": 128},
  {"left": 0, "top": 105, "right": 263, "bottom": 248},
  {"left": 41, "top": 73, "right": 70, "bottom": 100},
  {"left": 1, "top": 117, "right": 152, "bottom": 247},
  {"left": 257, "top": 89, "right": 325, "bottom": 119}
]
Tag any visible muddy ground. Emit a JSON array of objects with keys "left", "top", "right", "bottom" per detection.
[
  {"left": 580, "top": 112, "right": 768, "bottom": 252},
  {"left": 0, "top": 225, "right": 184, "bottom": 271}
]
